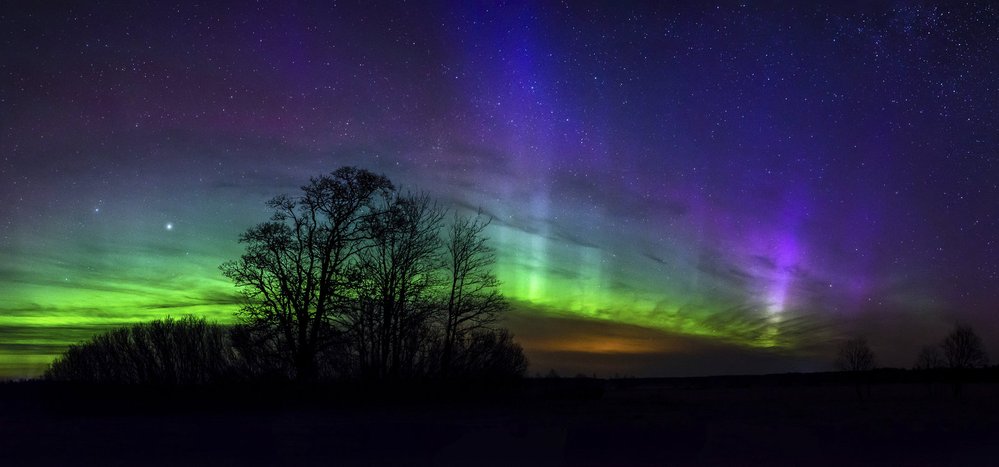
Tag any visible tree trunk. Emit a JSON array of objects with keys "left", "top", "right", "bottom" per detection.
[
  {"left": 295, "top": 347, "right": 317, "bottom": 382},
  {"left": 442, "top": 317, "right": 455, "bottom": 376}
]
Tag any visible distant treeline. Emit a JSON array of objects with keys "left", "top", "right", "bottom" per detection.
[{"left": 837, "top": 324, "right": 990, "bottom": 373}]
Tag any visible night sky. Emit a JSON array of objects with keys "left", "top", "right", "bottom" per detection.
[{"left": 3, "top": 2, "right": 998, "bottom": 378}]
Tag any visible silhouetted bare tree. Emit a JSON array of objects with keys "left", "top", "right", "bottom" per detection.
[
  {"left": 351, "top": 192, "right": 446, "bottom": 378},
  {"left": 441, "top": 212, "right": 507, "bottom": 375},
  {"left": 914, "top": 345, "right": 945, "bottom": 370},
  {"left": 218, "top": 167, "right": 521, "bottom": 382},
  {"left": 941, "top": 324, "right": 989, "bottom": 369},
  {"left": 835, "top": 337, "right": 875, "bottom": 372},
  {"left": 220, "top": 167, "right": 393, "bottom": 381}
]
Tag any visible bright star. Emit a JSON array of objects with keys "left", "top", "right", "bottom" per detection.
[{"left": 165, "top": 222, "right": 174, "bottom": 231}]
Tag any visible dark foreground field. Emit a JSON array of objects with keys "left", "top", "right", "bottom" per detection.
[{"left": 2, "top": 374, "right": 998, "bottom": 466}]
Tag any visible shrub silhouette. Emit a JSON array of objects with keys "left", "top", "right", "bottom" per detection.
[
  {"left": 45, "top": 316, "right": 239, "bottom": 384},
  {"left": 44, "top": 314, "right": 526, "bottom": 384},
  {"left": 447, "top": 329, "right": 528, "bottom": 379}
]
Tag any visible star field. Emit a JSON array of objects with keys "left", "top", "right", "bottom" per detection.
[{"left": 2, "top": 2, "right": 999, "bottom": 377}]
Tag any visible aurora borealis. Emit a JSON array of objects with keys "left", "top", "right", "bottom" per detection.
[{"left": 3, "top": 2, "right": 999, "bottom": 378}]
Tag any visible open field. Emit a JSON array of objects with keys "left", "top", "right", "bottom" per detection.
[{"left": 2, "top": 375, "right": 997, "bottom": 465}]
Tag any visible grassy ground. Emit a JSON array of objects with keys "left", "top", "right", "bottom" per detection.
[{"left": 1, "top": 377, "right": 996, "bottom": 465}]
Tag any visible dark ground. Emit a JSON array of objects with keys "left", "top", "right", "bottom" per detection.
[{"left": 2, "top": 373, "right": 998, "bottom": 466}]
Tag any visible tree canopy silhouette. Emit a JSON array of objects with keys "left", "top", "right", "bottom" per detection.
[
  {"left": 913, "top": 345, "right": 945, "bottom": 370},
  {"left": 941, "top": 324, "right": 989, "bottom": 370},
  {"left": 220, "top": 166, "right": 525, "bottom": 382},
  {"left": 441, "top": 212, "right": 507, "bottom": 376},
  {"left": 220, "top": 167, "right": 394, "bottom": 381},
  {"left": 350, "top": 191, "right": 447, "bottom": 378},
  {"left": 835, "top": 337, "right": 875, "bottom": 372}
]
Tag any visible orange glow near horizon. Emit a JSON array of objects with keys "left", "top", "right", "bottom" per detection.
[{"left": 524, "top": 335, "right": 686, "bottom": 355}]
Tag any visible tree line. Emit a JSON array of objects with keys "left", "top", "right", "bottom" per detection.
[
  {"left": 46, "top": 167, "right": 527, "bottom": 384},
  {"left": 837, "top": 323, "right": 990, "bottom": 372}
]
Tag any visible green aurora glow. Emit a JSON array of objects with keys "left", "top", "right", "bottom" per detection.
[{"left": 4, "top": 2, "right": 998, "bottom": 378}]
